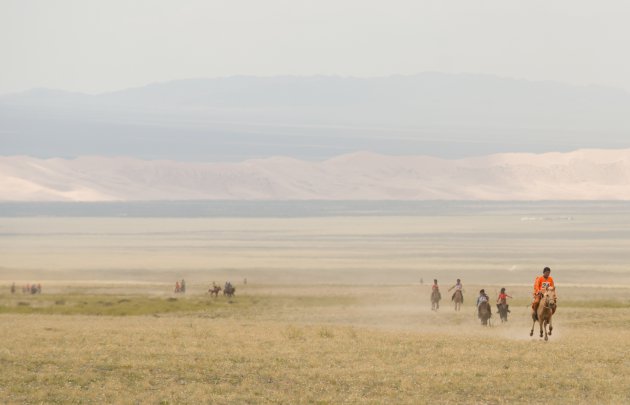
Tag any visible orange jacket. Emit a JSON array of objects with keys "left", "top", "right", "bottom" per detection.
[{"left": 534, "top": 276, "right": 554, "bottom": 294}]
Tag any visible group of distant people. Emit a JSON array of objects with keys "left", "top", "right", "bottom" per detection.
[
  {"left": 10, "top": 282, "right": 41, "bottom": 295},
  {"left": 174, "top": 278, "right": 246, "bottom": 294},
  {"left": 429, "top": 266, "right": 556, "bottom": 317},
  {"left": 174, "top": 279, "right": 186, "bottom": 293},
  {"left": 209, "top": 280, "right": 236, "bottom": 296}
]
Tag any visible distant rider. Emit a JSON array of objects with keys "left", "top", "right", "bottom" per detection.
[
  {"left": 432, "top": 279, "right": 440, "bottom": 298},
  {"left": 476, "top": 289, "right": 489, "bottom": 318},
  {"left": 497, "top": 287, "right": 512, "bottom": 312},
  {"left": 448, "top": 278, "right": 463, "bottom": 302}
]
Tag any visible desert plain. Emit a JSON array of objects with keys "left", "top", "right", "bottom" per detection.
[{"left": 1, "top": 202, "right": 629, "bottom": 404}]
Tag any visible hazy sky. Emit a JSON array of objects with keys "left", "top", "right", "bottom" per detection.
[{"left": 2, "top": 0, "right": 630, "bottom": 95}]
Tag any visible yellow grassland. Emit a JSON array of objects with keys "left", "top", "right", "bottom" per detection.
[
  {"left": 1, "top": 214, "right": 630, "bottom": 403},
  {"left": 0, "top": 284, "right": 629, "bottom": 404}
]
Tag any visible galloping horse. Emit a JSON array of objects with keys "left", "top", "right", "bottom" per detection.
[
  {"left": 431, "top": 289, "right": 441, "bottom": 311},
  {"left": 530, "top": 286, "right": 557, "bottom": 341},
  {"left": 208, "top": 285, "right": 221, "bottom": 297},
  {"left": 452, "top": 290, "right": 463, "bottom": 311},
  {"left": 478, "top": 301, "right": 492, "bottom": 326},
  {"left": 224, "top": 283, "right": 236, "bottom": 298},
  {"left": 497, "top": 302, "right": 509, "bottom": 323}
]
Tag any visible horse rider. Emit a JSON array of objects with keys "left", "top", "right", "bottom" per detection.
[
  {"left": 448, "top": 278, "right": 463, "bottom": 301},
  {"left": 532, "top": 267, "right": 555, "bottom": 314},
  {"left": 476, "top": 289, "right": 489, "bottom": 318},
  {"left": 432, "top": 279, "right": 441, "bottom": 298},
  {"left": 497, "top": 287, "right": 512, "bottom": 312}
]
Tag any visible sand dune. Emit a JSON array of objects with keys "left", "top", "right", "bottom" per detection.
[{"left": 2, "top": 149, "right": 630, "bottom": 201}]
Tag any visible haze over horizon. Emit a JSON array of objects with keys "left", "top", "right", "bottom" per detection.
[
  {"left": 3, "top": 73, "right": 630, "bottom": 162},
  {"left": 3, "top": 1, "right": 630, "bottom": 200},
  {"left": 2, "top": 1, "right": 630, "bottom": 95}
]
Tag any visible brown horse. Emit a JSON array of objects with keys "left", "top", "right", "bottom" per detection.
[
  {"left": 208, "top": 285, "right": 221, "bottom": 297},
  {"left": 497, "top": 302, "right": 509, "bottom": 323},
  {"left": 431, "top": 289, "right": 441, "bottom": 311},
  {"left": 530, "top": 286, "right": 557, "bottom": 341},
  {"left": 452, "top": 289, "right": 463, "bottom": 311},
  {"left": 224, "top": 283, "right": 236, "bottom": 298},
  {"left": 478, "top": 301, "right": 492, "bottom": 326}
]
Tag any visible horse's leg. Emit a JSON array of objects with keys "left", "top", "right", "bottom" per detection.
[
  {"left": 530, "top": 312, "right": 536, "bottom": 336},
  {"left": 539, "top": 318, "right": 544, "bottom": 338},
  {"left": 548, "top": 317, "right": 553, "bottom": 336},
  {"left": 543, "top": 319, "right": 549, "bottom": 341}
]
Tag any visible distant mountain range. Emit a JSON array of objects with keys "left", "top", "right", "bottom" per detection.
[
  {"left": 2, "top": 149, "right": 630, "bottom": 201},
  {"left": 2, "top": 74, "right": 630, "bottom": 161}
]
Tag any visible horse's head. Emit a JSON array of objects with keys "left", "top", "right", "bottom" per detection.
[{"left": 543, "top": 286, "right": 557, "bottom": 308}]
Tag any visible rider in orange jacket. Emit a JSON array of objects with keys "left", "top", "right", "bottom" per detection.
[{"left": 532, "top": 267, "right": 555, "bottom": 313}]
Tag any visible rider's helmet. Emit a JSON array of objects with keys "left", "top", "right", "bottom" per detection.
[
  {"left": 434, "top": 279, "right": 437, "bottom": 283},
  {"left": 500, "top": 287, "right": 506, "bottom": 293},
  {"left": 456, "top": 278, "right": 461, "bottom": 282},
  {"left": 480, "top": 289, "right": 485, "bottom": 294},
  {"left": 543, "top": 267, "right": 551, "bottom": 274}
]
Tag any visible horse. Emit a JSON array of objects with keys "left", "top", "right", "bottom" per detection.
[
  {"left": 497, "top": 302, "right": 509, "bottom": 323},
  {"left": 452, "top": 289, "right": 463, "bottom": 311},
  {"left": 530, "top": 286, "right": 557, "bottom": 341},
  {"left": 208, "top": 285, "right": 221, "bottom": 297},
  {"left": 431, "top": 289, "right": 441, "bottom": 311},
  {"left": 224, "top": 283, "right": 236, "bottom": 298},
  {"left": 478, "top": 300, "right": 492, "bottom": 326}
]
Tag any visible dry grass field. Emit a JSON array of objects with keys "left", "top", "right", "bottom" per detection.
[
  {"left": 0, "top": 284, "right": 629, "bottom": 404},
  {"left": 1, "top": 206, "right": 630, "bottom": 403}
]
